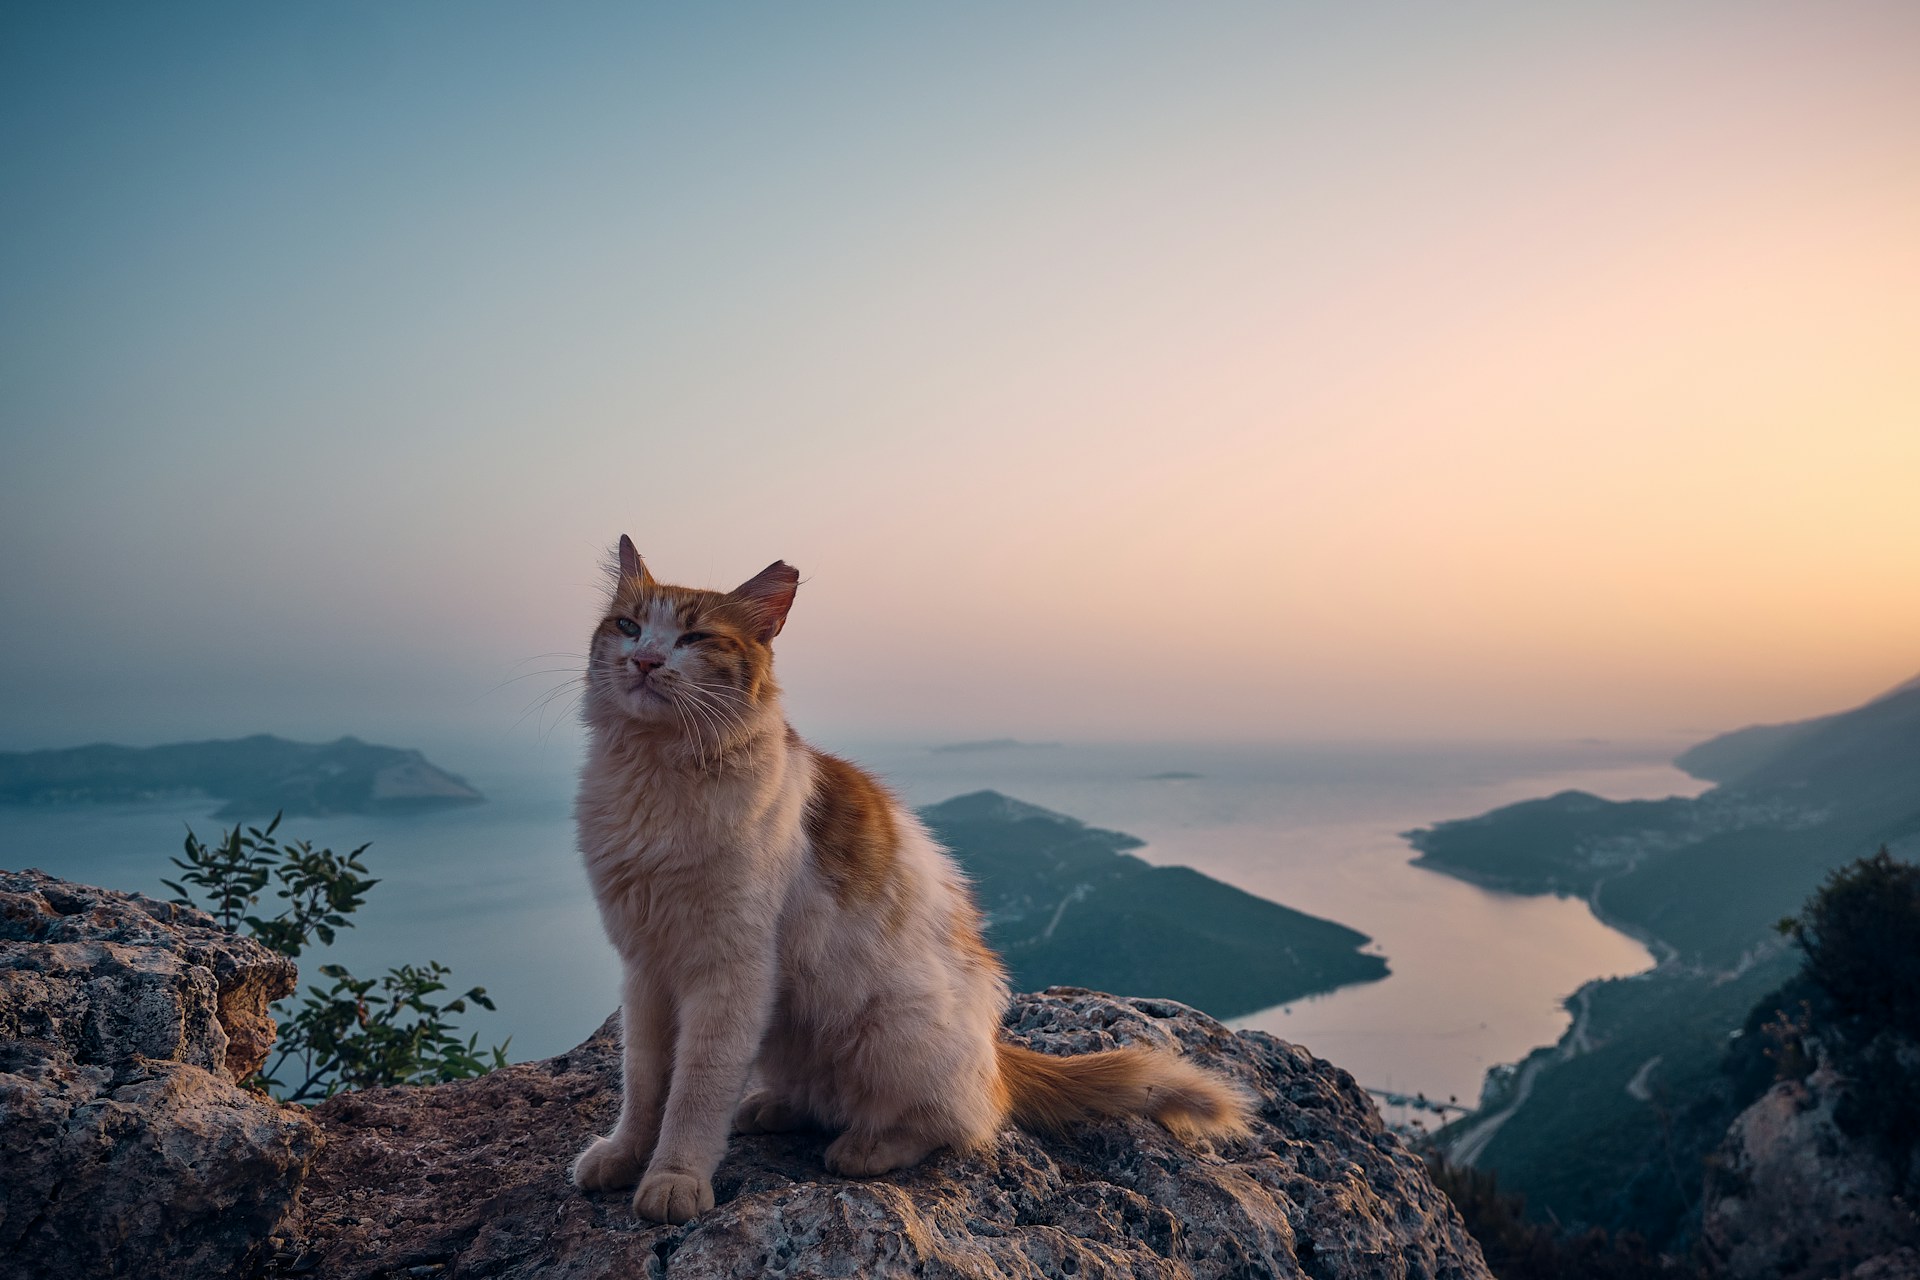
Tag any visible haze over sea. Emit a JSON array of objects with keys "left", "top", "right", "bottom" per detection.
[{"left": 0, "top": 733, "right": 1698, "bottom": 1116}]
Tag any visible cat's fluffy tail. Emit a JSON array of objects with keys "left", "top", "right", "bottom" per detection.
[{"left": 995, "top": 1040, "right": 1254, "bottom": 1141}]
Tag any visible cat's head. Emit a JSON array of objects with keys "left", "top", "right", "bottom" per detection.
[{"left": 583, "top": 535, "right": 799, "bottom": 739}]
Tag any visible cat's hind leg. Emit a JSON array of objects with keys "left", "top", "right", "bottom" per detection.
[
  {"left": 732, "top": 1087, "right": 810, "bottom": 1134},
  {"left": 823, "top": 1127, "right": 942, "bottom": 1177},
  {"left": 817, "top": 996, "right": 1002, "bottom": 1177}
]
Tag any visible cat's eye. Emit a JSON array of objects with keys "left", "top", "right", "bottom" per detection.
[
  {"left": 675, "top": 631, "right": 711, "bottom": 648},
  {"left": 614, "top": 617, "right": 642, "bottom": 637}
]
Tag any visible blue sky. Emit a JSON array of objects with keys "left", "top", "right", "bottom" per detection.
[{"left": 4, "top": 2, "right": 1917, "bottom": 750}]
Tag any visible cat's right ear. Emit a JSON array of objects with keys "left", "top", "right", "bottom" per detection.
[
  {"left": 730, "top": 561, "right": 800, "bottom": 642},
  {"left": 616, "top": 535, "right": 654, "bottom": 589}
]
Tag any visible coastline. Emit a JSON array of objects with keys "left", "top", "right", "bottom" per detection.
[
  {"left": 1407, "top": 851, "right": 1673, "bottom": 1157},
  {"left": 8, "top": 739, "right": 1697, "bottom": 1088}
]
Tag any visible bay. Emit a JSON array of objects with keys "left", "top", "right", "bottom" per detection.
[{"left": 0, "top": 733, "right": 1701, "bottom": 1120}]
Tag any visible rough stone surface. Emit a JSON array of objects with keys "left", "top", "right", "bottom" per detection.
[
  {"left": 1701, "top": 1066, "right": 1920, "bottom": 1280},
  {"left": 0, "top": 870, "right": 1492, "bottom": 1279},
  {"left": 1851, "top": 1249, "right": 1920, "bottom": 1280},
  {"left": 0, "top": 868, "right": 316, "bottom": 1280},
  {"left": 287, "top": 989, "right": 1490, "bottom": 1280}
]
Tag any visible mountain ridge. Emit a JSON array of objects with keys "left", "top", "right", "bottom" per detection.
[
  {"left": 1675, "top": 672, "right": 1920, "bottom": 785},
  {"left": 0, "top": 734, "right": 484, "bottom": 818},
  {"left": 1419, "top": 674, "right": 1920, "bottom": 1245}
]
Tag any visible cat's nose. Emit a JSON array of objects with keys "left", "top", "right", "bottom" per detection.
[{"left": 629, "top": 653, "right": 665, "bottom": 674}]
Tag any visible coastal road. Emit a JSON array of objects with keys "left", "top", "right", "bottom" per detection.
[
  {"left": 1625, "top": 1054, "right": 1664, "bottom": 1103},
  {"left": 1444, "top": 989, "right": 1593, "bottom": 1167}
]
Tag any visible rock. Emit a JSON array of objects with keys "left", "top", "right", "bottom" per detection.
[
  {"left": 290, "top": 989, "right": 1490, "bottom": 1279},
  {"left": 0, "top": 871, "right": 1491, "bottom": 1279},
  {"left": 1851, "top": 1248, "right": 1920, "bottom": 1280},
  {"left": 1702, "top": 1066, "right": 1920, "bottom": 1280},
  {"left": 0, "top": 869, "right": 317, "bottom": 1280}
]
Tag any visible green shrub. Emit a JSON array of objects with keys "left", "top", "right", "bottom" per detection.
[
  {"left": 1780, "top": 847, "right": 1920, "bottom": 1041},
  {"left": 165, "top": 814, "right": 508, "bottom": 1101},
  {"left": 1777, "top": 846, "right": 1920, "bottom": 1190}
]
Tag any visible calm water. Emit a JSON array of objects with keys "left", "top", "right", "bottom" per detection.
[{"left": 0, "top": 734, "right": 1701, "bottom": 1114}]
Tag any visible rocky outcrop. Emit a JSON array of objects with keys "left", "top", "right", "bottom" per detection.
[
  {"left": 0, "top": 868, "right": 318, "bottom": 1280},
  {"left": 288, "top": 990, "right": 1489, "bottom": 1279},
  {"left": 1702, "top": 1065, "right": 1920, "bottom": 1280},
  {"left": 1, "top": 871, "right": 1490, "bottom": 1279}
]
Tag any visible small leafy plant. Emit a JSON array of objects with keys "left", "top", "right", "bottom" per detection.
[
  {"left": 166, "top": 814, "right": 509, "bottom": 1102},
  {"left": 1773, "top": 846, "right": 1920, "bottom": 1191}
]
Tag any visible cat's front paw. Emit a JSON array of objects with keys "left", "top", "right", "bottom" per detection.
[
  {"left": 570, "top": 1135, "right": 645, "bottom": 1191},
  {"left": 633, "top": 1168, "right": 714, "bottom": 1224}
]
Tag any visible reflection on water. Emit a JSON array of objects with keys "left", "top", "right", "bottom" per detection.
[{"left": 0, "top": 734, "right": 1703, "bottom": 1117}]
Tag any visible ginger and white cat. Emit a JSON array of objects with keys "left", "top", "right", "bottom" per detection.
[{"left": 569, "top": 537, "right": 1250, "bottom": 1224}]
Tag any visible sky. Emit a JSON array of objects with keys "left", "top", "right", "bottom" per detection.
[{"left": 3, "top": 1, "right": 1917, "bottom": 752}]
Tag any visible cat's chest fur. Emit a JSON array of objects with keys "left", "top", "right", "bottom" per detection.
[{"left": 575, "top": 732, "right": 807, "bottom": 955}]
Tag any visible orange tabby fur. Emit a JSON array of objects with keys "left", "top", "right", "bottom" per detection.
[{"left": 569, "top": 537, "right": 1251, "bottom": 1224}]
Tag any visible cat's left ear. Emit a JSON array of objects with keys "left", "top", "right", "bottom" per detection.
[{"left": 730, "top": 561, "right": 800, "bottom": 642}]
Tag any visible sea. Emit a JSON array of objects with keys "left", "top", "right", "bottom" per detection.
[{"left": 0, "top": 733, "right": 1705, "bottom": 1124}]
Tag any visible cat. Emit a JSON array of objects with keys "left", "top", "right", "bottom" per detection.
[{"left": 569, "top": 536, "right": 1252, "bottom": 1224}]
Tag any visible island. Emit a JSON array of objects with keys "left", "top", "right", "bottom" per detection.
[
  {"left": 923, "top": 789, "right": 1388, "bottom": 1018},
  {"left": 0, "top": 735, "right": 485, "bottom": 819}
]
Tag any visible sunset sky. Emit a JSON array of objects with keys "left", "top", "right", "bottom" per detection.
[{"left": 3, "top": 1, "right": 1917, "bottom": 750}]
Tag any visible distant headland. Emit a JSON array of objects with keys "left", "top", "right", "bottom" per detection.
[
  {"left": 929, "top": 738, "right": 1062, "bottom": 754},
  {"left": 923, "top": 789, "right": 1387, "bottom": 1017},
  {"left": 0, "top": 735, "right": 484, "bottom": 819}
]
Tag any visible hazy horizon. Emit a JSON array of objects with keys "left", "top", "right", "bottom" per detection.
[{"left": 5, "top": 2, "right": 1916, "bottom": 752}]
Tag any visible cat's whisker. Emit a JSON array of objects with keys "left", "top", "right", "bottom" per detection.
[
  {"left": 688, "top": 683, "right": 752, "bottom": 712},
  {"left": 678, "top": 682, "right": 741, "bottom": 725},
  {"left": 514, "top": 676, "right": 590, "bottom": 732},
  {"left": 507, "top": 651, "right": 592, "bottom": 670},
  {"left": 672, "top": 687, "right": 710, "bottom": 767},
  {"left": 513, "top": 694, "right": 578, "bottom": 737},
  {"left": 683, "top": 682, "right": 753, "bottom": 728},
  {"left": 480, "top": 668, "right": 595, "bottom": 699},
  {"left": 539, "top": 693, "right": 584, "bottom": 742},
  {"left": 672, "top": 686, "right": 728, "bottom": 769},
  {"left": 539, "top": 690, "right": 586, "bottom": 745},
  {"left": 671, "top": 694, "right": 713, "bottom": 771},
  {"left": 518, "top": 676, "right": 584, "bottom": 711},
  {"left": 678, "top": 685, "right": 747, "bottom": 762}
]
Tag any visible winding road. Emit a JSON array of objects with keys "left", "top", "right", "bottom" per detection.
[{"left": 1443, "top": 988, "right": 1592, "bottom": 1167}]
